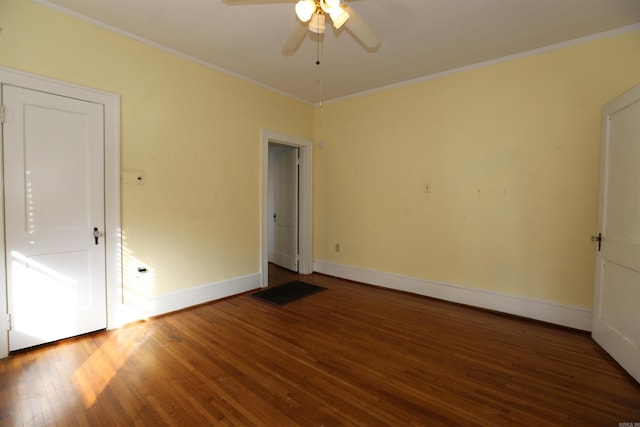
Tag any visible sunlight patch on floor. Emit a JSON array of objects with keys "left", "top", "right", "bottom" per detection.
[{"left": 72, "top": 322, "right": 150, "bottom": 408}]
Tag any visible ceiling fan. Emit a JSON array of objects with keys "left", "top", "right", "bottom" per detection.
[{"left": 223, "top": 0, "right": 381, "bottom": 54}]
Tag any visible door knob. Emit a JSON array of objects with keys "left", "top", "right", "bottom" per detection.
[{"left": 93, "top": 227, "right": 104, "bottom": 245}]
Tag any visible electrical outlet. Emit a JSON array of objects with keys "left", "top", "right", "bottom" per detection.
[{"left": 335, "top": 243, "right": 340, "bottom": 253}]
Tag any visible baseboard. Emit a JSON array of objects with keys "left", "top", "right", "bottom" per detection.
[
  {"left": 313, "top": 260, "right": 592, "bottom": 331},
  {"left": 115, "top": 273, "right": 261, "bottom": 326}
]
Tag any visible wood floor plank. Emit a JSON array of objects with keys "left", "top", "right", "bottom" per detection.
[{"left": 1, "top": 264, "right": 639, "bottom": 426}]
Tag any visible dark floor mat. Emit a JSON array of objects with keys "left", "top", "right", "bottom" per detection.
[{"left": 251, "top": 281, "right": 327, "bottom": 306}]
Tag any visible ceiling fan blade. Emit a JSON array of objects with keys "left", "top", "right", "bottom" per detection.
[
  {"left": 343, "top": 5, "right": 380, "bottom": 50},
  {"left": 282, "top": 21, "right": 308, "bottom": 55},
  {"left": 221, "top": 0, "right": 294, "bottom": 4}
]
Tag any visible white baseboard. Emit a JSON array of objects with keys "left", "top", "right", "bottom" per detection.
[
  {"left": 313, "top": 260, "right": 592, "bottom": 331},
  {"left": 114, "top": 273, "right": 261, "bottom": 327}
]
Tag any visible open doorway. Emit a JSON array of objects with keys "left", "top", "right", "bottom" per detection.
[
  {"left": 260, "top": 130, "right": 313, "bottom": 287},
  {"left": 268, "top": 143, "right": 299, "bottom": 272}
]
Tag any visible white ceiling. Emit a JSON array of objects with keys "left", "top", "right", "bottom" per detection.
[{"left": 40, "top": 0, "right": 640, "bottom": 104}]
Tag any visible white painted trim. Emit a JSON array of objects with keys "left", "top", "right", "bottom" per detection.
[
  {"left": 0, "top": 87, "right": 6, "bottom": 357},
  {"left": 321, "top": 24, "right": 640, "bottom": 106},
  {"left": 118, "top": 273, "right": 261, "bottom": 324},
  {"left": 313, "top": 260, "right": 592, "bottom": 331},
  {"left": 260, "top": 130, "right": 313, "bottom": 286},
  {"left": 0, "top": 67, "right": 121, "bottom": 358}
]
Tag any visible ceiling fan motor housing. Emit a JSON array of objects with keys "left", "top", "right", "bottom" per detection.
[{"left": 295, "top": 0, "right": 348, "bottom": 30}]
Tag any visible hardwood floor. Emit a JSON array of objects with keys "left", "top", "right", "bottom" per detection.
[{"left": 1, "top": 265, "right": 639, "bottom": 426}]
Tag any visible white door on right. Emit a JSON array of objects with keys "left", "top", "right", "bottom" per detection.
[{"left": 592, "top": 84, "right": 640, "bottom": 384}]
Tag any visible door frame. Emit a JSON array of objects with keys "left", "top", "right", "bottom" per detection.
[
  {"left": 0, "top": 67, "right": 121, "bottom": 358},
  {"left": 260, "top": 129, "right": 312, "bottom": 286}
]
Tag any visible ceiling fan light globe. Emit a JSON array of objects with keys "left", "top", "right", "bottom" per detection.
[
  {"left": 309, "top": 13, "right": 326, "bottom": 34},
  {"left": 329, "top": 7, "right": 349, "bottom": 29},
  {"left": 320, "top": 0, "right": 339, "bottom": 13},
  {"left": 295, "top": 0, "right": 315, "bottom": 22}
]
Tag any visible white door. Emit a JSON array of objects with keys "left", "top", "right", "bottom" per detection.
[
  {"left": 3, "top": 85, "right": 107, "bottom": 351},
  {"left": 592, "top": 84, "right": 640, "bottom": 383},
  {"left": 272, "top": 147, "right": 299, "bottom": 271}
]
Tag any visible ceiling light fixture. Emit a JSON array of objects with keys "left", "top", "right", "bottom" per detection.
[
  {"left": 328, "top": 7, "right": 349, "bottom": 29},
  {"left": 292, "top": 0, "right": 354, "bottom": 106},
  {"left": 308, "top": 13, "right": 326, "bottom": 34},
  {"left": 295, "top": 0, "right": 350, "bottom": 32},
  {"left": 295, "top": 0, "right": 315, "bottom": 22}
]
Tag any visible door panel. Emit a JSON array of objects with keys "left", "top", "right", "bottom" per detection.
[
  {"left": 272, "top": 147, "right": 299, "bottom": 271},
  {"left": 592, "top": 85, "right": 640, "bottom": 383},
  {"left": 600, "top": 261, "right": 640, "bottom": 345},
  {"left": 3, "top": 85, "right": 106, "bottom": 351}
]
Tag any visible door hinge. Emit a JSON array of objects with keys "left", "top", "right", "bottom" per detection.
[
  {"left": 591, "top": 233, "right": 602, "bottom": 251},
  {"left": 0, "top": 105, "right": 5, "bottom": 124},
  {"left": 5, "top": 313, "right": 12, "bottom": 332}
]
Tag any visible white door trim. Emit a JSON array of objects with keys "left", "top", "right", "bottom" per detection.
[
  {"left": 0, "top": 67, "right": 121, "bottom": 358},
  {"left": 260, "top": 130, "right": 313, "bottom": 286}
]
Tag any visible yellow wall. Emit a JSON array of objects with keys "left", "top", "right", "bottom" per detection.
[
  {"left": 2, "top": 0, "right": 639, "bottom": 311},
  {"left": 314, "top": 30, "right": 640, "bottom": 309},
  {"left": 0, "top": 0, "right": 314, "bottom": 300}
]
